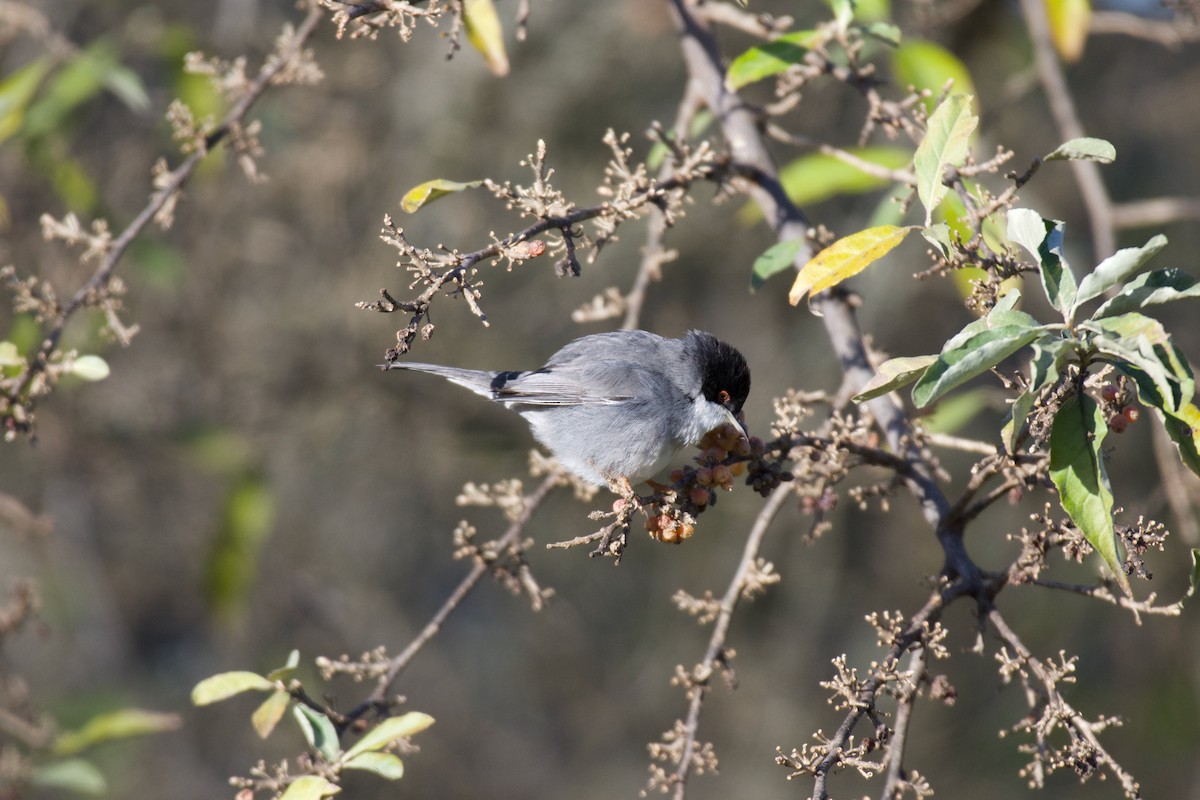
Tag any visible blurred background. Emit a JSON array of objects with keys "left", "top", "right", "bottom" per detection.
[{"left": 2, "top": 1, "right": 1199, "bottom": 797}]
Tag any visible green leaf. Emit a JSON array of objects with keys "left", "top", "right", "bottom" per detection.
[
  {"left": 70, "top": 355, "right": 110, "bottom": 382},
  {"left": 267, "top": 649, "right": 302, "bottom": 682},
  {"left": 788, "top": 225, "right": 912, "bottom": 306},
  {"left": 725, "top": 30, "right": 822, "bottom": 90},
  {"left": 920, "top": 222, "right": 953, "bottom": 259},
  {"left": 1046, "top": 0, "right": 1091, "bottom": 62},
  {"left": 922, "top": 388, "right": 996, "bottom": 434},
  {"left": 892, "top": 40, "right": 976, "bottom": 112},
  {"left": 1048, "top": 391, "right": 1131, "bottom": 597},
  {"left": 751, "top": 238, "right": 804, "bottom": 292},
  {"left": 191, "top": 671, "right": 274, "bottom": 705},
  {"left": 741, "top": 147, "right": 911, "bottom": 224},
  {"left": 913, "top": 94, "right": 977, "bottom": 225},
  {"left": 0, "top": 57, "right": 51, "bottom": 144},
  {"left": 853, "top": 355, "right": 938, "bottom": 402},
  {"left": 463, "top": 0, "right": 509, "bottom": 76},
  {"left": 53, "top": 709, "right": 180, "bottom": 756},
  {"left": 204, "top": 472, "right": 275, "bottom": 621},
  {"left": 1074, "top": 234, "right": 1168, "bottom": 312},
  {"left": 865, "top": 21, "right": 902, "bottom": 46},
  {"left": 912, "top": 324, "right": 1044, "bottom": 408},
  {"left": 1045, "top": 137, "right": 1115, "bottom": 164},
  {"left": 1179, "top": 549, "right": 1200, "bottom": 609},
  {"left": 1094, "top": 268, "right": 1200, "bottom": 319},
  {"left": 252, "top": 690, "right": 291, "bottom": 739},
  {"left": 342, "top": 751, "right": 407, "bottom": 780},
  {"left": 342, "top": 712, "right": 435, "bottom": 762},
  {"left": 30, "top": 759, "right": 106, "bottom": 795},
  {"left": 294, "top": 705, "right": 341, "bottom": 762},
  {"left": 279, "top": 775, "right": 340, "bottom": 800},
  {"left": 1006, "top": 209, "right": 1077, "bottom": 315},
  {"left": 400, "top": 179, "right": 483, "bottom": 213},
  {"left": 1157, "top": 403, "right": 1200, "bottom": 477}
]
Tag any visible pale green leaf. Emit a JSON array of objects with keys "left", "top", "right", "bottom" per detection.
[
  {"left": 279, "top": 775, "right": 340, "bottom": 800},
  {"left": 914, "top": 94, "right": 977, "bottom": 225},
  {"left": 53, "top": 709, "right": 180, "bottom": 756},
  {"left": 725, "top": 30, "right": 822, "bottom": 90},
  {"left": 70, "top": 355, "right": 110, "bottom": 382},
  {"left": 1094, "top": 268, "right": 1200, "bottom": 319},
  {"left": 751, "top": 238, "right": 804, "bottom": 292},
  {"left": 912, "top": 325, "right": 1044, "bottom": 408},
  {"left": 251, "top": 690, "right": 291, "bottom": 739},
  {"left": 1006, "top": 208, "right": 1047, "bottom": 262},
  {"left": 0, "top": 341, "right": 21, "bottom": 367},
  {"left": 1073, "top": 234, "right": 1168, "bottom": 310},
  {"left": 342, "top": 751, "right": 406, "bottom": 780},
  {"left": 1049, "top": 392, "right": 1130, "bottom": 597},
  {"left": 342, "top": 712, "right": 435, "bottom": 762},
  {"left": 853, "top": 355, "right": 937, "bottom": 402},
  {"left": 865, "top": 21, "right": 902, "bottom": 46},
  {"left": 400, "top": 179, "right": 483, "bottom": 213},
  {"left": 463, "top": 0, "right": 508, "bottom": 76},
  {"left": 294, "top": 705, "right": 341, "bottom": 762},
  {"left": 30, "top": 759, "right": 106, "bottom": 795},
  {"left": 191, "top": 671, "right": 274, "bottom": 705},
  {"left": 267, "top": 649, "right": 302, "bottom": 682},
  {"left": 1045, "top": 136, "right": 1115, "bottom": 164},
  {"left": 788, "top": 225, "right": 912, "bottom": 306}
]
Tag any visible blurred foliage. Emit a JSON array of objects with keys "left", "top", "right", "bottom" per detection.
[{"left": 1, "top": 1, "right": 1200, "bottom": 799}]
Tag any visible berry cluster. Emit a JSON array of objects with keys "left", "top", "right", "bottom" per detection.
[
  {"left": 1098, "top": 380, "right": 1140, "bottom": 433},
  {"left": 643, "top": 423, "right": 793, "bottom": 543}
]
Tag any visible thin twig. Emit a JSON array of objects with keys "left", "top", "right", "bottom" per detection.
[
  {"left": 986, "top": 607, "right": 1142, "bottom": 798},
  {"left": 670, "top": 487, "right": 790, "bottom": 799},
  {"left": 355, "top": 472, "right": 561, "bottom": 714},
  {"left": 878, "top": 646, "right": 926, "bottom": 800},
  {"left": 1, "top": 2, "right": 325, "bottom": 433}
]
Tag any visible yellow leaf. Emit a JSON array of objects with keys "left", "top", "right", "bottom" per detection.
[
  {"left": 788, "top": 225, "right": 912, "bottom": 306},
  {"left": 464, "top": 0, "right": 509, "bottom": 77},
  {"left": 1047, "top": 0, "right": 1091, "bottom": 62},
  {"left": 400, "top": 179, "right": 482, "bottom": 213}
]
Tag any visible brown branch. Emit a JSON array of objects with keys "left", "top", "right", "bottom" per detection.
[
  {"left": 878, "top": 646, "right": 926, "bottom": 800},
  {"left": 1111, "top": 196, "right": 1200, "bottom": 230},
  {"left": 1019, "top": 0, "right": 1115, "bottom": 259},
  {"left": 1, "top": 1, "right": 325, "bottom": 435},
  {"left": 669, "top": 487, "right": 790, "bottom": 799},
  {"left": 986, "top": 607, "right": 1142, "bottom": 798},
  {"left": 1089, "top": 10, "right": 1200, "bottom": 49},
  {"left": 346, "top": 472, "right": 561, "bottom": 720}
]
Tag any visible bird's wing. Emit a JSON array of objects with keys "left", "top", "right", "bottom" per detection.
[{"left": 493, "top": 362, "right": 654, "bottom": 406}]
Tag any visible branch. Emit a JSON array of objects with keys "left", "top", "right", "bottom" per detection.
[
  {"left": 1019, "top": 0, "right": 1115, "bottom": 259},
  {"left": 1, "top": 2, "right": 325, "bottom": 436},
  {"left": 668, "top": 487, "right": 790, "bottom": 799},
  {"left": 345, "top": 472, "right": 562, "bottom": 721},
  {"left": 987, "top": 607, "right": 1142, "bottom": 798}
]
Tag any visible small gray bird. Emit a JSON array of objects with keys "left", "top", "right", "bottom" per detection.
[{"left": 384, "top": 329, "right": 751, "bottom": 490}]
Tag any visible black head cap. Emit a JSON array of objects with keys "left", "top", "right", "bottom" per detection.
[{"left": 685, "top": 330, "right": 751, "bottom": 414}]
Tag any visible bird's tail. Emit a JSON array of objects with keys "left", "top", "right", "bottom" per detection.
[{"left": 383, "top": 362, "right": 499, "bottom": 400}]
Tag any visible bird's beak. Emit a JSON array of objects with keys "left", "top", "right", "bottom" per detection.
[{"left": 723, "top": 406, "right": 748, "bottom": 439}]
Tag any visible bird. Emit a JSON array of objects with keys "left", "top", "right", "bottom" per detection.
[{"left": 383, "top": 329, "right": 751, "bottom": 491}]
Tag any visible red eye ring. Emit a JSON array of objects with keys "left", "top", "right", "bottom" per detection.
[{"left": 718, "top": 389, "right": 731, "bottom": 405}]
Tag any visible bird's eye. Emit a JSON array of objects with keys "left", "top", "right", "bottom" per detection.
[{"left": 718, "top": 389, "right": 731, "bottom": 405}]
